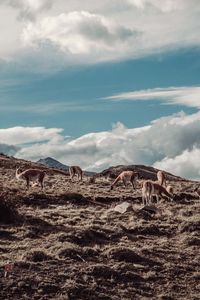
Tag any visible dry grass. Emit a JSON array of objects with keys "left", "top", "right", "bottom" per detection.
[{"left": 0, "top": 156, "right": 199, "bottom": 299}]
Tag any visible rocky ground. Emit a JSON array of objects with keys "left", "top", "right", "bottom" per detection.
[{"left": 0, "top": 155, "right": 200, "bottom": 300}]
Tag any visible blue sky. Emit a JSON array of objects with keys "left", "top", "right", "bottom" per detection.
[
  {"left": 0, "top": 0, "right": 200, "bottom": 178},
  {"left": 0, "top": 50, "right": 198, "bottom": 136}
]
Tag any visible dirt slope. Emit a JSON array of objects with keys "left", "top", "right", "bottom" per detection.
[{"left": 0, "top": 155, "right": 199, "bottom": 300}]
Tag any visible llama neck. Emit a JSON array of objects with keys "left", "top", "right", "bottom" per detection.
[{"left": 16, "top": 168, "right": 22, "bottom": 180}]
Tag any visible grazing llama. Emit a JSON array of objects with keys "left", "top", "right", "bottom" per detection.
[
  {"left": 142, "top": 180, "right": 173, "bottom": 205},
  {"left": 110, "top": 171, "right": 138, "bottom": 190},
  {"left": 69, "top": 166, "right": 83, "bottom": 182},
  {"left": 157, "top": 170, "right": 166, "bottom": 187},
  {"left": 16, "top": 168, "right": 45, "bottom": 190}
]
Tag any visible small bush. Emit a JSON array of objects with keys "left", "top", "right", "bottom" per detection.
[
  {"left": 25, "top": 250, "right": 52, "bottom": 262},
  {"left": 0, "top": 193, "right": 19, "bottom": 224}
]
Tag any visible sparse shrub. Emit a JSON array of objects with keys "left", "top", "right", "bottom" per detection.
[
  {"left": 58, "top": 242, "right": 81, "bottom": 259},
  {"left": 60, "top": 192, "right": 89, "bottom": 206},
  {"left": 180, "top": 220, "right": 200, "bottom": 233},
  {"left": 88, "top": 264, "right": 118, "bottom": 279},
  {"left": 104, "top": 246, "right": 159, "bottom": 266},
  {"left": 25, "top": 250, "right": 52, "bottom": 262},
  {"left": 82, "top": 247, "right": 99, "bottom": 258},
  {"left": 0, "top": 192, "right": 19, "bottom": 224},
  {"left": 186, "top": 237, "right": 200, "bottom": 246}
]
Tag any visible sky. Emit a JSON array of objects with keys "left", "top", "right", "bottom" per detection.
[{"left": 0, "top": 0, "right": 200, "bottom": 179}]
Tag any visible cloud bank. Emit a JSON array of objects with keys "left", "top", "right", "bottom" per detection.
[
  {"left": 0, "top": 143, "right": 19, "bottom": 156},
  {"left": 2, "top": 0, "right": 53, "bottom": 19},
  {"left": 154, "top": 148, "right": 200, "bottom": 180},
  {"left": 1, "top": 0, "right": 200, "bottom": 69},
  {"left": 0, "top": 126, "right": 64, "bottom": 145},
  {"left": 22, "top": 11, "right": 138, "bottom": 57},
  {"left": 2, "top": 111, "right": 200, "bottom": 179}
]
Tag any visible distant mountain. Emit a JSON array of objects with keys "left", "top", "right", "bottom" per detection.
[
  {"left": 0, "top": 143, "right": 19, "bottom": 156},
  {"left": 37, "top": 157, "right": 96, "bottom": 176},
  {"left": 37, "top": 159, "right": 188, "bottom": 181},
  {"left": 37, "top": 157, "right": 68, "bottom": 171},
  {"left": 0, "top": 153, "right": 192, "bottom": 182}
]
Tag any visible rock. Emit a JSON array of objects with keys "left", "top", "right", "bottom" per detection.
[{"left": 113, "top": 202, "right": 132, "bottom": 214}]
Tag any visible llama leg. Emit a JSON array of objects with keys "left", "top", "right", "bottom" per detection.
[
  {"left": 40, "top": 180, "right": 44, "bottom": 190},
  {"left": 26, "top": 179, "right": 30, "bottom": 190},
  {"left": 156, "top": 195, "right": 159, "bottom": 203},
  {"left": 122, "top": 179, "right": 127, "bottom": 188},
  {"left": 131, "top": 180, "right": 135, "bottom": 189}
]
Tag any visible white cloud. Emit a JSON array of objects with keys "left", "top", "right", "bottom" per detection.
[
  {"left": 105, "top": 86, "right": 200, "bottom": 108},
  {"left": 22, "top": 11, "right": 138, "bottom": 58},
  {"left": 2, "top": 0, "right": 53, "bottom": 19},
  {"left": 0, "top": 111, "right": 197, "bottom": 179},
  {"left": 0, "top": 5, "right": 22, "bottom": 60},
  {"left": 154, "top": 148, "right": 200, "bottom": 180},
  {"left": 0, "top": 0, "right": 200, "bottom": 69},
  {"left": 0, "top": 126, "right": 64, "bottom": 145},
  {"left": 0, "top": 1, "right": 53, "bottom": 60},
  {"left": 127, "top": 0, "right": 185, "bottom": 12}
]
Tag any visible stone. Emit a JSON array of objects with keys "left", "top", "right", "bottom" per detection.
[{"left": 113, "top": 202, "right": 132, "bottom": 213}]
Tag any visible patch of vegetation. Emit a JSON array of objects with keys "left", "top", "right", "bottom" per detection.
[{"left": 0, "top": 192, "right": 19, "bottom": 224}]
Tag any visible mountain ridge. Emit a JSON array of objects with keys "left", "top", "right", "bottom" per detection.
[
  {"left": 99, "top": 164, "right": 189, "bottom": 182},
  {"left": 37, "top": 157, "right": 68, "bottom": 171},
  {"left": 0, "top": 154, "right": 194, "bottom": 182},
  {"left": 37, "top": 157, "right": 96, "bottom": 177}
]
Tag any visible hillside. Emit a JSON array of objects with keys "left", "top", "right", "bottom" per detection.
[
  {"left": 0, "top": 154, "right": 200, "bottom": 300},
  {"left": 100, "top": 164, "right": 187, "bottom": 181}
]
